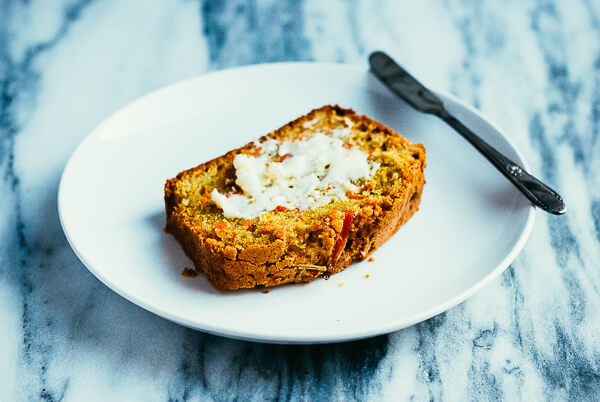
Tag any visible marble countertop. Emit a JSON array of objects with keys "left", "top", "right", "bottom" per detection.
[{"left": 1, "top": 0, "right": 599, "bottom": 400}]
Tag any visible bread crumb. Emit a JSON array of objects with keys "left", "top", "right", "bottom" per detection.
[
  {"left": 368, "top": 257, "right": 375, "bottom": 262},
  {"left": 365, "top": 274, "right": 370, "bottom": 278},
  {"left": 181, "top": 267, "right": 198, "bottom": 278},
  {"left": 262, "top": 289, "right": 270, "bottom": 294},
  {"left": 339, "top": 282, "right": 344, "bottom": 287}
]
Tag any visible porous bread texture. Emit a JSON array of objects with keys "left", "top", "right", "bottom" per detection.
[{"left": 165, "top": 105, "right": 426, "bottom": 290}]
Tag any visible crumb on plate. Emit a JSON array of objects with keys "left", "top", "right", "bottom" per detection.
[{"left": 181, "top": 267, "right": 198, "bottom": 277}]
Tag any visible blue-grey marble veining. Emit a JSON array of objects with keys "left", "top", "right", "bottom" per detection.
[{"left": 1, "top": 0, "right": 599, "bottom": 400}]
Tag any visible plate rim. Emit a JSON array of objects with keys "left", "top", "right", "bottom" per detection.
[{"left": 57, "top": 61, "right": 536, "bottom": 344}]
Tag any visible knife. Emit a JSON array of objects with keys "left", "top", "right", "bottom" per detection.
[{"left": 368, "top": 51, "right": 566, "bottom": 215}]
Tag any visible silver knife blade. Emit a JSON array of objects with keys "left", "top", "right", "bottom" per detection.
[{"left": 369, "top": 51, "right": 445, "bottom": 115}]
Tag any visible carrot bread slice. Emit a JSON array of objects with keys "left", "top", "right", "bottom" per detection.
[{"left": 164, "top": 105, "right": 426, "bottom": 290}]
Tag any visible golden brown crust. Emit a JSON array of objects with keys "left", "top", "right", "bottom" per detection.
[{"left": 165, "top": 105, "right": 426, "bottom": 290}]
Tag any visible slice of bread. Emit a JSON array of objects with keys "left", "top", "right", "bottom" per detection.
[{"left": 165, "top": 105, "right": 426, "bottom": 290}]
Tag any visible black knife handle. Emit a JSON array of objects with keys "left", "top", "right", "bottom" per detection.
[{"left": 439, "top": 110, "right": 566, "bottom": 215}]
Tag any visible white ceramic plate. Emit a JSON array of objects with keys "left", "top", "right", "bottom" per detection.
[{"left": 58, "top": 63, "right": 535, "bottom": 344}]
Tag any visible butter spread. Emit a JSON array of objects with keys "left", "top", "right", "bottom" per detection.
[{"left": 211, "top": 131, "right": 379, "bottom": 219}]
